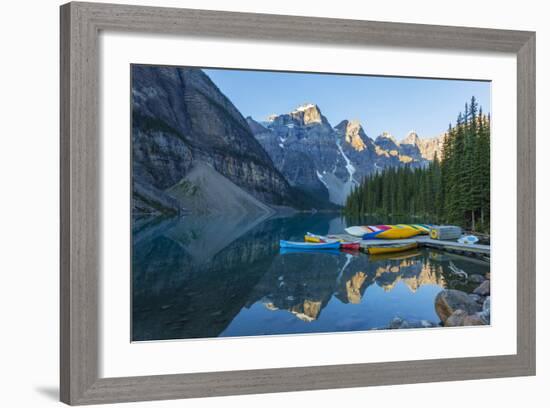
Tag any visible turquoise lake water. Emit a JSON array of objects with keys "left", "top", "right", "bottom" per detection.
[{"left": 131, "top": 213, "right": 489, "bottom": 341}]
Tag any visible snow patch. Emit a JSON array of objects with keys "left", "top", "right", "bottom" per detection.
[
  {"left": 294, "top": 103, "right": 316, "bottom": 112},
  {"left": 337, "top": 142, "right": 358, "bottom": 184},
  {"left": 333, "top": 141, "right": 360, "bottom": 204},
  {"left": 337, "top": 142, "right": 356, "bottom": 181},
  {"left": 316, "top": 171, "right": 329, "bottom": 189}
]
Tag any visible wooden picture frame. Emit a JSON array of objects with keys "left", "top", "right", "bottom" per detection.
[{"left": 60, "top": 2, "right": 536, "bottom": 405}]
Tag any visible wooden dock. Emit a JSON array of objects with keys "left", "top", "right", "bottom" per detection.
[{"left": 330, "top": 234, "right": 490, "bottom": 258}]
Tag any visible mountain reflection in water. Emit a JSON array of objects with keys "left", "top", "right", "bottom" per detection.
[{"left": 132, "top": 213, "right": 488, "bottom": 341}]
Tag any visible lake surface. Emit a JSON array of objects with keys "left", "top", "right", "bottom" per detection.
[{"left": 132, "top": 213, "right": 489, "bottom": 341}]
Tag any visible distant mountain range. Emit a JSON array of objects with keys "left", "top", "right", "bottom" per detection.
[
  {"left": 132, "top": 66, "right": 445, "bottom": 214},
  {"left": 247, "top": 104, "right": 444, "bottom": 205}
]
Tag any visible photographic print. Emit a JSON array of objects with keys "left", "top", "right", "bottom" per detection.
[{"left": 131, "top": 64, "right": 491, "bottom": 342}]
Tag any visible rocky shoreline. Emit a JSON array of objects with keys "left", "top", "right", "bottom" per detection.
[{"left": 384, "top": 271, "right": 491, "bottom": 329}]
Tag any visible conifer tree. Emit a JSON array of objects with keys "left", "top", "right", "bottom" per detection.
[{"left": 343, "top": 97, "right": 490, "bottom": 233}]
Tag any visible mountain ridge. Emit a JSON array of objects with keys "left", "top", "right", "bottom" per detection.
[{"left": 249, "top": 104, "right": 445, "bottom": 205}]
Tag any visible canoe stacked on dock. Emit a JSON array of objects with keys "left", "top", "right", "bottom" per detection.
[
  {"left": 279, "top": 240, "right": 341, "bottom": 250},
  {"left": 304, "top": 232, "right": 361, "bottom": 250},
  {"left": 279, "top": 232, "right": 362, "bottom": 251},
  {"left": 366, "top": 242, "right": 418, "bottom": 255},
  {"left": 429, "top": 225, "right": 462, "bottom": 240},
  {"left": 345, "top": 224, "right": 431, "bottom": 240}
]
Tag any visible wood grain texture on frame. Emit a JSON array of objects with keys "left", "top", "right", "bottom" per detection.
[{"left": 60, "top": 2, "right": 536, "bottom": 405}]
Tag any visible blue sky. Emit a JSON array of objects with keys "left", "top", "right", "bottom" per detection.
[{"left": 203, "top": 68, "right": 490, "bottom": 141}]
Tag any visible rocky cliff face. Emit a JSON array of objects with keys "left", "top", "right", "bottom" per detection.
[
  {"left": 132, "top": 65, "right": 295, "bottom": 214},
  {"left": 399, "top": 131, "right": 444, "bottom": 161},
  {"left": 248, "top": 105, "right": 443, "bottom": 205},
  {"left": 335, "top": 120, "right": 379, "bottom": 181},
  {"left": 418, "top": 135, "right": 445, "bottom": 161},
  {"left": 250, "top": 104, "right": 351, "bottom": 205},
  {"left": 335, "top": 119, "right": 369, "bottom": 152},
  {"left": 246, "top": 115, "right": 332, "bottom": 205}
]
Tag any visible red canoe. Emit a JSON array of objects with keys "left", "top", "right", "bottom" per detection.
[
  {"left": 305, "top": 232, "right": 361, "bottom": 251},
  {"left": 340, "top": 242, "right": 361, "bottom": 250}
]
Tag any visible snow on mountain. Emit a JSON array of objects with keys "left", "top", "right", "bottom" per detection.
[{"left": 293, "top": 103, "right": 317, "bottom": 112}]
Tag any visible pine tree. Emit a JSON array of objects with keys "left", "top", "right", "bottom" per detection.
[{"left": 343, "top": 97, "right": 490, "bottom": 232}]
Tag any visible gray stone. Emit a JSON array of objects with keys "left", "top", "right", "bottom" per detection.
[
  {"left": 463, "top": 314, "right": 487, "bottom": 326},
  {"left": 479, "top": 296, "right": 491, "bottom": 324},
  {"left": 445, "top": 310, "right": 468, "bottom": 327},
  {"left": 399, "top": 320, "right": 410, "bottom": 329},
  {"left": 435, "top": 289, "right": 482, "bottom": 322},
  {"left": 473, "top": 280, "right": 491, "bottom": 296},
  {"left": 389, "top": 317, "right": 405, "bottom": 329},
  {"left": 468, "top": 274, "right": 486, "bottom": 283},
  {"left": 388, "top": 317, "right": 425, "bottom": 330},
  {"left": 483, "top": 296, "right": 491, "bottom": 313},
  {"left": 405, "top": 320, "right": 436, "bottom": 329},
  {"left": 420, "top": 320, "right": 438, "bottom": 328}
]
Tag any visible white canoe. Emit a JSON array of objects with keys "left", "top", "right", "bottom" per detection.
[{"left": 345, "top": 226, "right": 370, "bottom": 237}]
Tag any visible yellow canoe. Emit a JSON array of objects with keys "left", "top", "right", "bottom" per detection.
[
  {"left": 368, "top": 249, "right": 421, "bottom": 262},
  {"left": 377, "top": 227, "right": 419, "bottom": 239},
  {"left": 345, "top": 224, "right": 421, "bottom": 240},
  {"left": 367, "top": 242, "right": 418, "bottom": 255}
]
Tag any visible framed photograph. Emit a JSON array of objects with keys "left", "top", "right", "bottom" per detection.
[{"left": 60, "top": 1, "right": 536, "bottom": 405}]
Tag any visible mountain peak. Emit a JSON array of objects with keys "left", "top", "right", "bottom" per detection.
[
  {"left": 293, "top": 103, "right": 318, "bottom": 113},
  {"left": 290, "top": 103, "right": 324, "bottom": 125},
  {"left": 377, "top": 132, "right": 396, "bottom": 143},
  {"left": 402, "top": 130, "right": 420, "bottom": 145},
  {"left": 335, "top": 119, "right": 368, "bottom": 152},
  {"left": 266, "top": 103, "right": 326, "bottom": 126}
]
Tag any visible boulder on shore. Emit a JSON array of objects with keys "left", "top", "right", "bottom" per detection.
[
  {"left": 387, "top": 317, "right": 438, "bottom": 330},
  {"left": 435, "top": 289, "right": 482, "bottom": 322},
  {"left": 479, "top": 296, "right": 491, "bottom": 324},
  {"left": 445, "top": 310, "right": 468, "bottom": 326},
  {"left": 444, "top": 310, "right": 488, "bottom": 327},
  {"left": 468, "top": 274, "right": 486, "bottom": 284},
  {"left": 463, "top": 314, "right": 487, "bottom": 326},
  {"left": 473, "top": 280, "right": 490, "bottom": 296},
  {"left": 388, "top": 317, "right": 406, "bottom": 329}
]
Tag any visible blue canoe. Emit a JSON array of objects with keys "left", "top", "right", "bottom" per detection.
[
  {"left": 279, "top": 248, "right": 342, "bottom": 256},
  {"left": 279, "top": 240, "right": 341, "bottom": 250}
]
